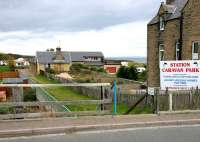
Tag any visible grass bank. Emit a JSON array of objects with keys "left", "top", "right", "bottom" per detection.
[
  {"left": 31, "top": 75, "right": 97, "bottom": 111},
  {"left": 32, "top": 75, "right": 153, "bottom": 114},
  {"left": 0, "top": 66, "right": 11, "bottom": 72}
]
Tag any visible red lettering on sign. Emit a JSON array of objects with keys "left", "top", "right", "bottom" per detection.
[
  {"left": 170, "top": 63, "right": 190, "bottom": 67},
  {"left": 186, "top": 68, "right": 200, "bottom": 72},
  {"left": 162, "top": 68, "right": 184, "bottom": 72}
]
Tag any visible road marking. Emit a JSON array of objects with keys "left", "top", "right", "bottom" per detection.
[
  {"left": 0, "top": 133, "right": 66, "bottom": 141},
  {"left": 77, "top": 124, "right": 200, "bottom": 135}
]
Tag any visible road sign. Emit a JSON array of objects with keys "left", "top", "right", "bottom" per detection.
[
  {"left": 160, "top": 60, "right": 200, "bottom": 90},
  {"left": 148, "top": 87, "right": 155, "bottom": 96}
]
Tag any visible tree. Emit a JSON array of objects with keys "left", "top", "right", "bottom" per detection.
[
  {"left": 128, "top": 66, "right": 138, "bottom": 80},
  {"left": 138, "top": 70, "right": 147, "bottom": 82},
  {"left": 117, "top": 66, "right": 127, "bottom": 78},
  {"left": 117, "top": 65, "right": 138, "bottom": 80}
]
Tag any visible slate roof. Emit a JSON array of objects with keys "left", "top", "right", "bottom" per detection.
[
  {"left": 148, "top": 0, "right": 188, "bottom": 25},
  {"left": 104, "top": 60, "right": 122, "bottom": 65},
  {"left": 36, "top": 51, "right": 104, "bottom": 64},
  {"left": 70, "top": 52, "right": 104, "bottom": 62},
  {"left": 36, "top": 51, "right": 71, "bottom": 64}
]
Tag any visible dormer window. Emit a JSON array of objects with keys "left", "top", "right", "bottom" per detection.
[{"left": 159, "top": 16, "right": 165, "bottom": 31}]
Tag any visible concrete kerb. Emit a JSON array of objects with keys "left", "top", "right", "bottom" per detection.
[
  {"left": 1, "top": 118, "right": 200, "bottom": 138},
  {"left": 159, "top": 110, "right": 200, "bottom": 115},
  {"left": 0, "top": 114, "right": 157, "bottom": 123}
]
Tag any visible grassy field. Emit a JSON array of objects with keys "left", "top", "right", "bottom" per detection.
[
  {"left": 0, "top": 66, "right": 11, "bottom": 72},
  {"left": 32, "top": 75, "right": 97, "bottom": 111},
  {"left": 32, "top": 75, "right": 153, "bottom": 114}
]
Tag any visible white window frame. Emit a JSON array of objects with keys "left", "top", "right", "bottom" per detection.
[
  {"left": 159, "top": 17, "right": 165, "bottom": 31},
  {"left": 159, "top": 44, "right": 165, "bottom": 62},
  {"left": 175, "top": 42, "right": 180, "bottom": 60},
  {"left": 192, "top": 41, "right": 199, "bottom": 60}
]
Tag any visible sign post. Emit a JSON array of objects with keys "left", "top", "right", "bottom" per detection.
[
  {"left": 113, "top": 80, "right": 117, "bottom": 115},
  {"left": 169, "top": 93, "right": 173, "bottom": 111}
]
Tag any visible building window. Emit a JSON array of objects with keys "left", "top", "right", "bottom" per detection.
[
  {"left": 159, "top": 44, "right": 165, "bottom": 61},
  {"left": 192, "top": 42, "right": 199, "bottom": 60},
  {"left": 175, "top": 42, "right": 181, "bottom": 60},
  {"left": 159, "top": 17, "right": 165, "bottom": 31}
]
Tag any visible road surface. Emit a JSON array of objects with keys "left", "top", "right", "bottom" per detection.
[{"left": 1, "top": 125, "right": 200, "bottom": 142}]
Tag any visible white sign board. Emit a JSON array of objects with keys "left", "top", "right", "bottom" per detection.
[
  {"left": 160, "top": 60, "right": 200, "bottom": 90},
  {"left": 148, "top": 87, "right": 155, "bottom": 96}
]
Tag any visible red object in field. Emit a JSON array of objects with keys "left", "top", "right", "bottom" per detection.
[
  {"left": 106, "top": 67, "right": 117, "bottom": 73},
  {"left": 0, "top": 91, "right": 6, "bottom": 102}
]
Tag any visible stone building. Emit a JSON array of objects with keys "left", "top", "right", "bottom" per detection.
[
  {"left": 147, "top": 0, "right": 200, "bottom": 87},
  {"left": 36, "top": 47, "right": 71, "bottom": 74},
  {"left": 36, "top": 48, "right": 104, "bottom": 74}
]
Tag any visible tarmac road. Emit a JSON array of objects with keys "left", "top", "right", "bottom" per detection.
[{"left": 1, "top": 125, "right": 200, "bottom": 142}]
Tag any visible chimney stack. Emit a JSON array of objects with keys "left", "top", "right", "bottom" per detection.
[{"left": 56, "top": 47, "right": 61, "bottom": 52}]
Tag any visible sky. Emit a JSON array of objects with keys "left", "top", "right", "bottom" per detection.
[{"left": 0, "top": 0, "right": 162, "bottom": 57}]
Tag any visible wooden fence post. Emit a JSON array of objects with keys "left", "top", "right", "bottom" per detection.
[
  {"left": 155, "top": 88, "right": 159, "bottom": 114},
  {"left": 169, "top": 93, "right": 173, "bottom": 111},
  {"left": 100, "top": 86, "right": 105, "bottom": 111},
  {"left": 189, "top": 89, "right": 193, "bottom": 109}
]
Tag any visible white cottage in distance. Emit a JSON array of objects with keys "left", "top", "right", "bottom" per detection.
[{"left": 15, "top": 58, "right": 30, "bottom": 67}]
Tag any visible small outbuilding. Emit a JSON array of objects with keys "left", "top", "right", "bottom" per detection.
[
  {"left": 2, "top": 78, "right": 24, "bottom": 102},
  {"left": 104, "top": 60, "right": 122, "bottom": 74}
]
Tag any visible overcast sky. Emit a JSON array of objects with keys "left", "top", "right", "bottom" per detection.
[{"left": 0, "top": 0, "right": 162, "bottom": 57}]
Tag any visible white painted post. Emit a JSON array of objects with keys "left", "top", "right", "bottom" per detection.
[{"left": 169, "top": 93, "right": 173, "bottom": 111}]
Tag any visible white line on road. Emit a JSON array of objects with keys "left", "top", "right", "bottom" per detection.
[{"left": 0, "top": 133, "right": 66, "bottom": 141}]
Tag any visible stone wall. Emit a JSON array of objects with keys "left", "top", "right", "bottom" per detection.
[
  {"left": 182, "top": 0, "right": 200, "bottom": 60},
  {"left": 147, "top": 19, "right": 180, "bottom": 87}
]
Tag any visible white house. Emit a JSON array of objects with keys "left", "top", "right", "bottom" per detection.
[
  {"left": 15, "top": 58, "right": 30, "bottom": 67},
  {"left": 137, "top": 67, "right": 146, "bottom": 73},
  {"left": 0, "top": 61, "right": 8, "bottom": 66},
  {"left": 121, "top": 61, "right": 129, "bottom": 67}
]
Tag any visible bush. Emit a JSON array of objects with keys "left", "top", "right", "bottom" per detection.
[
  {"left": 90, "top": 67, "right": 98, "bottom": 71},
  {"left": 24, "top": 89, "right": 37, "bottom": 102},
  {"left": 117, "top": 66, "right": 138, "bottom": 80},
  {"left": 117, "top": 66, "right": 129, "bottom": 79},
  {"left": 128, "top": 66, "right": 138, "bottom": 80},
  {"left": 97, "top": 68, "right": 106, "bottom": 73},
  {"left": 40, "top": 70, "right": 45, "bottom": 75},
  {"left": 0, "top": 106, "right": 13, "bottom": 114},
  {"left": 138, "top": 70, "right": 147, "bottom": 82},
  {"left": 45, "top": 68, "right": 55, "bottom": 74}
]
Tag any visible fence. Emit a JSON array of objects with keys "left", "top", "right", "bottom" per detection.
[
  {"left": 0, "top": 71, "right": 19, "bottom": 80},
  {"left": 116, "top": 88, "right": 200, "bottom": 113},
  {"left": 0, "top": 100, "right": 112, "bottom": 120},
  {"left": 0, "top": 83, "right": 112, "bottom": 120}
]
